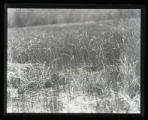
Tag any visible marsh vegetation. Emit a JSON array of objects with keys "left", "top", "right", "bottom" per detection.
[{"left": 7, "top": 9, "right": 141, "bottom": 113}]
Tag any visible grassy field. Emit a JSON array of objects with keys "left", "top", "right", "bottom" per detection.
[{"left": 7, "top": 18, "right": 140, "bottom": 113}]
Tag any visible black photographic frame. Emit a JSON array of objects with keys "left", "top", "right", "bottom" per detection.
[{"left": 2, "top": 2, "right": 146, "bottom": 120}]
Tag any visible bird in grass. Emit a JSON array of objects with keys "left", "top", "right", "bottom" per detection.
[
  {"left": 83, "top": 64, "right": 103, "bottom": 72},
  {"left": 44, "top": 73, "right": 67, "bottom": 89},
  {"left": 26, "top": 81, "right": 39, "bottom": 91},
  {"left": 93, "top": 85, "right": 103, "bottom": 97},
  {"left": 58, "top": 77, "right": 66, "bottom": 86},
  {"left": 17, "top": 86, "right": 26, "bottom": 95},
  {"left": 10, "top": 77, "right": 21, "bottom": 89},
  {"left": 44, "top": 79, "right": 53, "bottom": 88},
  {"left": 51, "top": 73, "right": 60, "bottom": 83}
]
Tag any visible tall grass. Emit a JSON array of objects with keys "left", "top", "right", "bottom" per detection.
[{"left": 7, "top": 18, "right": 140, "bottom": 113}]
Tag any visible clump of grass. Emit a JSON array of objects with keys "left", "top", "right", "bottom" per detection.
[
  {"left": 7, "top": 62, "right": 140, "bottom": 113},
  {"left": 119, "top": 55, "right": 140, "bottom": 99}
]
